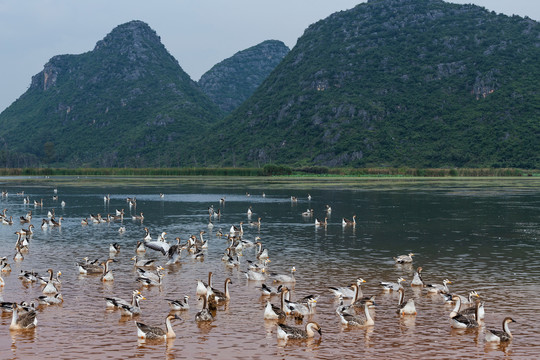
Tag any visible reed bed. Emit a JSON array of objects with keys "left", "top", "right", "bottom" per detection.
[{"left": 0, "top": 167, "right": 531, "bottom": 177}]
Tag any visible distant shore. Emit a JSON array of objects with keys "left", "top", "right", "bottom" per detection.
[{"left": 0, "top": 167, "right": 534, "bottom": 177}]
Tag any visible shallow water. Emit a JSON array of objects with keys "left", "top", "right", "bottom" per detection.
[{"left": 0, "top": 176, "right": 539, "bottom": 359}]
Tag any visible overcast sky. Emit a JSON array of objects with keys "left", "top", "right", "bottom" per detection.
[{"left": 0, "top": 0, "right": 538, "bottom": 112}]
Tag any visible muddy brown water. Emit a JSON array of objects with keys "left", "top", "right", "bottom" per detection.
[{"left": 0, "top": 177, "right": 538, "bottom": 359}]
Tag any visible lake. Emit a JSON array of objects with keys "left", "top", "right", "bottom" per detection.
[{"left": 0, "top": 176, "right": 538, "bottom": 359}]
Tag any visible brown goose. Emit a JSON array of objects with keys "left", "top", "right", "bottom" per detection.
[
  {"left": 338, "top": 298, "right": 375, "bottom": 327},
  {"left": 396, "top": 288, "right": 416, "bottom": 315},
  {"left": 264, "top": 287, "right": 288, "bottom": 321},
  {"left": 50, "top": 217, "right": 63, "bottom": 227},
  {"left": 485, "top": 317, "right": 516, "bottom": 343},
  {"left": 210, "top": 278, "right": 232, "bottom": 303},
  {"left": 77, "top": 257, "right": 102, "bottom": 274},
  {"left": 195, "top": 293, "right": 214, "bottom": 322},
  {"left": 10, "top": 303, "right": 38, "bottom": 330},
  {"left": 342, "top": 215, "right": 356, "bottom": 227},
  {"left": 136, "top": 314, "right": 181, "bottom": 339},
  {"left": 277, "top": 321, "right": 322, "bottom": 340},
  {"left": 100, "top": 259, "right": 115, "bottom": 281}
]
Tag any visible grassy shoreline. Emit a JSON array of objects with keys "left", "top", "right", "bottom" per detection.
[{"left": 0, "top": 167, "right": 533, "bottom": 177}]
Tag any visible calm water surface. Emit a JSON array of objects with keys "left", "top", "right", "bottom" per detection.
[{"left": 0, "top": 176, "right": 539, "bottom": 359}]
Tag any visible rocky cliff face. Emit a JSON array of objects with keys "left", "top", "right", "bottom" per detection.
[{"left": 198, "top": 40, "right": 289, "bottom": 113}]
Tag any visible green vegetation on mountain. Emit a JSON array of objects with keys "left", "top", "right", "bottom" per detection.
[
  {"left": 194, "top": 0, "right": 540, "bottom": 168},
  {"left": 198, "top": 40, "right": 290, "bottom": 113},
  {"left": 0, "top": 20, "right": 222, "bottom": 167},
  {"left": 0, "top": 1, "right": 539, "bottom": 169}
]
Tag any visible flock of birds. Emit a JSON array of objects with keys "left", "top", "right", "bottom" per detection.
[{"left": 0, "top": 188, "right": 516, "bottom": 347}]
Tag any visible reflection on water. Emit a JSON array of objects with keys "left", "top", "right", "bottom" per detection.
[{"left": 0, "top": 177, "right": 539, "bottom": 359}]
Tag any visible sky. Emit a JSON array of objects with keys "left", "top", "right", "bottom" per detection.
[{"left": 0, "top": 0, "right": 538, "bottom": 112}]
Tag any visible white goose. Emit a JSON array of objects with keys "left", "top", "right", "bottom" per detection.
[
  {"left": 271, "top": 267, "right": 296, "bottom": 283},
  {"left": 143, "top": 227, "right": 152, "bottom": 241},
  {"left": 426, "top": 279, "right": 451, "bottom": 294},
  {"left": 37, "top": 293, "right": 63, "bottom": 305},
  {"left": 329, "top": 278, "right": 366, "bottom": 298},
  {"left": 264, "top": 300, "right": 286, "bottom": 321},
  {"left": 380, "top": 277, "right": 406, "bottom": 292},
  {"left": 285, "top": 297, "right": 317, "bottom": 317},
  {"left": 261, "top": 283, "right": 282, "bottom": 297},
  {"left": 105, "top": 290, "right": 141, "bottom": 309},
  {"left": 301, "top": 209, "right": 314, "bottom": 217},
  {"left": 120, "top": 294, "right": 146, "bottom": 317},
  {"left": 132, "top": 256, "right": 156, "bottom": 268},
  {"left": 411, "top": 267, "right": 424, "bottom": 286},
  {"left": 145, "top": 236, "right": 170, "bottom": 255},
  {"left": 42, "top": 270, "right": 60, "bottom": 295},
  {"left": 456, "top": 290, "right": 480, "bottom": 306},
  {"left": 136, "top": 267, "right": 164, "bottom": 284},
  {"left": 137, "top": 273, "right": 164, "bottom": 286},
  {"left": 245, "top": 268, "right": 266, "bottom": 281},
  {"left": 165, "top": 296, "right": 190, "bottom": 311},
  {"left": 248, "top": 258, "right": 270, "bottom": 272},
  {"left": 394, "top": 253, "right": 414, "bottom": 264}
]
